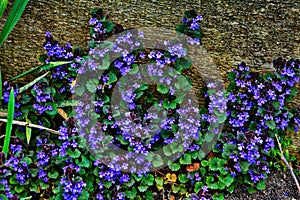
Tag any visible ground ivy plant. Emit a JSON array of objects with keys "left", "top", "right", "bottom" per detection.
[{"left": 0, "top": 9, "right": 299, "bottom": 200}]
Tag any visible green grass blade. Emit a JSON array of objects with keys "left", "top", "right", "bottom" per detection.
[
  {"left": 25, "top": 118, "right": 31, "bottom": 145},
  {"left": 39, "top": 61, "right": 72, "bottom": 72},
  {"left": 9, "top": 65, "right": 40, "bottom": 81},
  {"left": 0, "top": 0, "right": 29, "bottom": 47},
  {"left": 10, "top": 61, "right": 72, "bottom": 81},
  {"left": 19, "top": 71, "right": 50, "bottom": 93},
  {"left": 0, "top": 68, "right": 3, "bottom": 100},
  {"left": 2, "top": 87, "right": 15, "bottom": 157},
  {"left": 0, "top": 0, "right": 8, "bottom": 18}
]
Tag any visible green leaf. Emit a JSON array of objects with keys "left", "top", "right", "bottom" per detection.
[
  {"left": 0, "top": 0, "right": 29, "bottom": 47},
  {"left": 272, "top": 101, "right": 280, "bottom": 110},
  {"left": 194, "top": 182, "right": 203, "bottom": 193},
  {"left": 100, "top": 41, "right": 114, "bottom": 49},
  {"left": 98, "top": 54, "right": 110, "bottom": 69},
  {"left": 142, "top": 174, "right": 154, "bottom": 186},
  {"left": 227, "top": 184, "right": 236, "bottom": 193},
  {"left": 9, "top": 175, "right": 18, "bottom": 185},
  {"left": 103, "top": 21, "right": 114, "bottom": 33},
  {"left": 2, "top": 88, "right": 14, "bottom": 157},
  {"left": 265, "top": 120, "right": 276, "bottom": 130},
  {"left": 129, "top": 64, "right": 139, "bottom": 75},
  {"left": 162, "top": 98, "right": 177, "bottom": 109},
  {"left": 290, "top": 86, "right": 297, "bottom": 96},
  {"left": 152, "top": 155, "right": 164, "bottom": 167},
  {"left": 168, "top": 161, "right": 181, "bottom": 171},
  {"left": 48, "top": 171, "right": 59, "bottom": 179},
  {"left": 249, "top": 122, "right": 257, "bottom": 131},
  {"left": 201, "top": 160, "right": 209, "bottom": 167},
  {"left": 204, "top": 133, "right": 214, "bottom": 142},
  {"left": 56, "top": 100, "right": 78, "bottom": 107},
  {"left": 132, "top": 174, "right": 143, "bottom": 182},
  {"left": 40, "top": 182, "right": 49, "bottom": 190},
  {"left": 179, "top": 154, "right": 191, "bottom": 165},
  {"left": 0, "top": 0, "right": 8, "bottom": 18},
  {"left": 103, "top": 181, "right": 112, "bottom": 188},
  {"left": 176, "top": 24, "right": 186, "bottom": 33},
  {"left": 45, "top": 102, "right": 58, "bottom": 116},
  {"left": 227, "top": 82, "right": 236, "bottom": 92},
  {"left": 155, "top": 177, "right": 164, "bottom": 187},
  {"left": 247, "top": 186, "right": 256, "bottom": 194},
  {"left": 239, "top": 161, "right": 250, "bottom": 174},
  {"left": 125, "top": 187, "right": 137, "bottom": 199},
  {"left": 175, "top": 75, "right": 190, "bottom": 89},
  {"left": 79, "top": 189, "right": 90, "bottom": 200},
  {"left": 163, "top": 146, "right": 172, "bottom": 156},
  {"left": 107, "top": 71, "right": 117, "bottom": 85},
  {"left": 198, "top": 150, "right": 206, "bottom": 160},
  {"left": 138, "top": 183, "right": 148, "bottom": 192},
  {"left": 209, "top": 158, "right": 226, "bottom": 171},
  {"left": 74, "top": 84, "right": 85, "bottom": 96},
  {"left": 222, "top": 143, "right": 236, "bottom": 159},
  {"left": 30, "top": 182, "right": 38, "bottom": 192},
  {"left": 178, "top": 174, "right": 188, "bottom": 184},
  {"left": 222, "top": 174, "right": 234, "bottom": 187},
  {"left": 217, "top": 113, "right": 227, "bottom": 123},
  {"left": 0, "top": 194, "right": 8, "bottom": 200},
  {"left": 77, "top": 155, "right": 90, "bottom": 168},
  {"left": 66, "top": 148, "right": 81, "bottom": 158},
  {"left": 23, "top": 157, "right": 32, "bottom": 165},
  {"left": 212, "top": 193, "right": 224, "bottom": 200},
  {"left": 228, "top": 71, "right": 236, "bottom": 82},
  {"left": 86, "top": 78, "right": 98, "bottom": 93},
  {"left": 256, "top": 180, "right": 266, "bottom": 191},
  {"left": 157, "top": 84, "right": 169, "bottom": 94},
  {"left": 30, "top": 168, "right": 38, "bottom": 178},
  {"left": 14, "top": 185, "right": 24, "bottom": 193},
  {"left": 184, "top": 10, "right": 197, "bottom": 18},
  {"left": 144, "top": 190, "right": 154, "bottom": 200}
]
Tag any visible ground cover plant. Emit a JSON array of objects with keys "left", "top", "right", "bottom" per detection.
[{"left": 0, "top": 9, "right": 299, "bottom": 200}]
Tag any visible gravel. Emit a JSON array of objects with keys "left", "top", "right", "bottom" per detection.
[{"left": 227, "top": 170, "right": 300, "bottom": 200}]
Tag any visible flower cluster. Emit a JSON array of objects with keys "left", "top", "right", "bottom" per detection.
[
  {"left": 59, "top": 164, "right": 86, "bottom": 199},
  {"left": 5, "top": 143, "right": 30, "bottom": 185},
  {"left": 217, "top": 58, "right": 300, "bottom": 184},
  {"left": 31, "top": 79, "right": 54, "bottom": 114},
  {"left": 94, "top": 161, "right": 129, "bottom": 200},
  {"left": 176, "top": 10, "right": 203, "bottom": 44},
  {"left": 43, "top": 31, "right": 81, "bottom": 95}
]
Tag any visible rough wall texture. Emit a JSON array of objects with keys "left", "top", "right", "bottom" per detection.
[{"left": 0, "top": 0, "right": 299, "bottom": 150}]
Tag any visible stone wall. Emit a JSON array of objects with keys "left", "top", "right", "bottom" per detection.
[{"left": 0, "top": 0, "right": 299, "bottom": 81}]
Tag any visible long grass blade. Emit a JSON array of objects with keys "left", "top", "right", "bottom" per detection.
[
  {"left": 25, "top": 118, "right": 31, "bottom": 145},
  {"left": 0, "top": 0, "right": 29, "bottom": 47},
  {"left": 10, "top": 61, "right": 72, "bottom": 81},
  {"left": 0, "top": 0, "right": 8, "bottom": 19},
  {"left": 19, "top": 71, "right": 50, "bottom": 93},
  {"left": 0, "top": 68, "right": 3, "bottom": 100},
  {"left": 2, "top": 87, "right": 15, "bottom": 157}
]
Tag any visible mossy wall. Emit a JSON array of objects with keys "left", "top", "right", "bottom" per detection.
[{"left": 0, "top": 0, "right": 299, "bottom": 154}]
